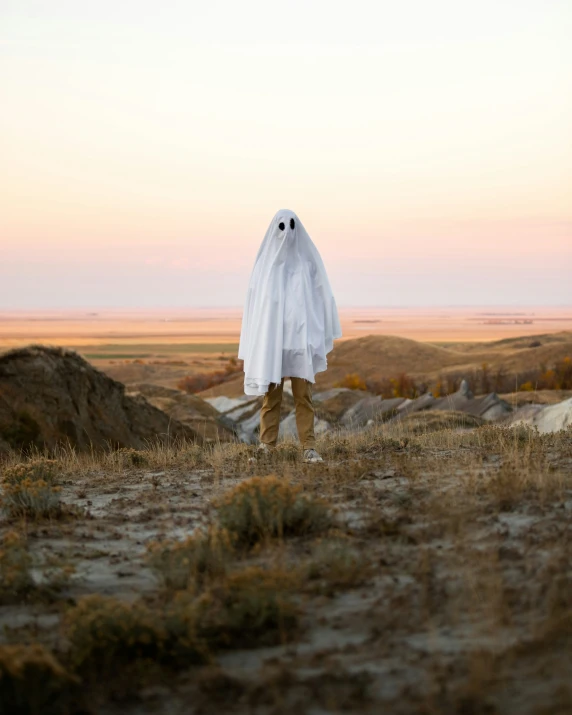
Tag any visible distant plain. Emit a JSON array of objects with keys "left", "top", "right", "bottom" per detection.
[{"left": 2, "top": 307, "right": 572, "bottom": 395}]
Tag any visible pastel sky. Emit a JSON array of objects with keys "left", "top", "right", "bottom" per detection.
[{"left": 1, "top": 0, "right": 571, "bottom": 308}]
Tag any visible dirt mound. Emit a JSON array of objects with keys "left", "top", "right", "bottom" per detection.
[
  {"left": 316, "top": 335, "right": 463, "bottom": 388},
  {"left": 0, "top": 346, "right": 201, "bottom": 454}
]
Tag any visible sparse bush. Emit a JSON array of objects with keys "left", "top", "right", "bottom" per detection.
[
  {"left": 1, "top": 478, "right": 62, "bottom": 519},
  {"left": 146, "top": 528, "right": 234, "bottom": 591},
  {"left": 1, "top": 458, "right": 63, "bottom": 519},
  {"left": 65, "top": 595, "right": 208, "bottom": 677},
  {"left": 0, "top": 643, "right": 76, "bottom": 715},
  {"left": 196, "top": 567, "right": 298, "bottom": 648},
  {"left": 66, "top": 595, "right": 164, "bottom": 675},
  {"left": 0, "top": 531, "right": 34, "bottom": 602},
  {"left": 2, "top": 458, "right": 60, "bottom": 485},
  {"left": 216, "top": 476, "right": 331, "bottom": 547}
]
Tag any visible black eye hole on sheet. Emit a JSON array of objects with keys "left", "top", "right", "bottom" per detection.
[
  {"left": 278, "top": 222, "right": 285, "bottom": 230},
  {"left": 290, "top": 218, "right": 295, "bottom": 230}
]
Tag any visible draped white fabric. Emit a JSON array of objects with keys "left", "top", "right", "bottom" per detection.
[{"left": 238, "top": 209, "right": 342, "bottom": 396}]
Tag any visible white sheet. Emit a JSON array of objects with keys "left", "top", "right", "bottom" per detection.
[{"left": 238, "top": 209, "right": 342, "bottom": 396}]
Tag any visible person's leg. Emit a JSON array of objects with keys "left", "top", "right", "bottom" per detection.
[
  {"left": 259, "top": 378, "right": 284, "bottom": 447},
  {"left": 291, "top": 378, "right": 316, "bottom": 450}
]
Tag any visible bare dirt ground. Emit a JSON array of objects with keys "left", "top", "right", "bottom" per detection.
[{"left": 1, "top": 423, "right": 571, "bottom": 714}]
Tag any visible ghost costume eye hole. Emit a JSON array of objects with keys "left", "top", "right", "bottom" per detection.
[
  {"left": 290, "top": 218, "right": 295, "bottom": 230},
  {"left": 278, "top": 222, "right": 285, "bottom": 231}
]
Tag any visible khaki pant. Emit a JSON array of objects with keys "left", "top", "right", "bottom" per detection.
[{"left": 260, "top": 378, "right": 316, "bottom": 449}]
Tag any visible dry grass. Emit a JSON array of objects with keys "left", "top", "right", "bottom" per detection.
[{"left": 0, "top": 421, "right": 571, "bottom": 714}]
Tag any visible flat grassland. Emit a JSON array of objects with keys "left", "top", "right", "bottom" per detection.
[{"left": 1, "top": 423, "right": 571, "bottom": 714}]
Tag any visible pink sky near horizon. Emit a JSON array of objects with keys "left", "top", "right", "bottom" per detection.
[{"left": 1, "top": 0, "right": 571, "bottom": 308}]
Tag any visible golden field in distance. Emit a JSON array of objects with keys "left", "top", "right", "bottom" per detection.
[
  {"left": 2, "top": 307, "right": 571, "bottom": 396},
  {"left": 1, "top": 306, "right": 572, "bottom": 350}
]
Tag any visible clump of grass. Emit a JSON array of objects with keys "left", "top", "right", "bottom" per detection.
[
  {"left": 196, "top": 567, "right": 298, "bottom": 648},
  {"left": 146, "top": 528, "right": 234, "bottom": 592},
  {"left": 0, "top": 531, "right": 34, "bottom": 603},
  {"left": 216, "top": 476, "right": 331, "bottom": 547},
  {"left": 0, "top": 643, "right": 77, "bottom": 715},
  {"left": 65, "top": 595, "right": 207, "bottom": 677}
]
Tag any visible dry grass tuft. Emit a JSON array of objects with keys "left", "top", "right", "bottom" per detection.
[
  {"left": 216, "top": 476, "right": 331, "bottom": 547},
  {"left": 1, "top": 458, "right": 61, "bottom": 485}
]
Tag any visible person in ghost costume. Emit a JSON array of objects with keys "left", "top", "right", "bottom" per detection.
[{"left": 238, "top": 209, "right": 342, "bottom": 463}]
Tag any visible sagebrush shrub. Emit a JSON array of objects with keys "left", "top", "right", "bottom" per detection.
[
  {"left": 0, "top": 643, "right": 76, "bottom": 715},
  {"left": 1, "top": 458, "right": 60, "bottom": 485},
  {"left": 1, "top": 458, "right": 62, "bottom": 519},
  {"left": 1, "top": 478, "right": 62, "bottom": 519},
  {"left": 215, "top": 476, "right": 331, "bottom": 546},
  {"left": 196, "top": 567, "right": 298, "bottom": 648},
  {"left": 146, "top": 528, "right": 234, "bottom": 591},
  {"left": 65, "top": 595, "right": 207, "bottom": 676},
  {"left": 65, "top": 595, "right": 164, "bottom": 674}
]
